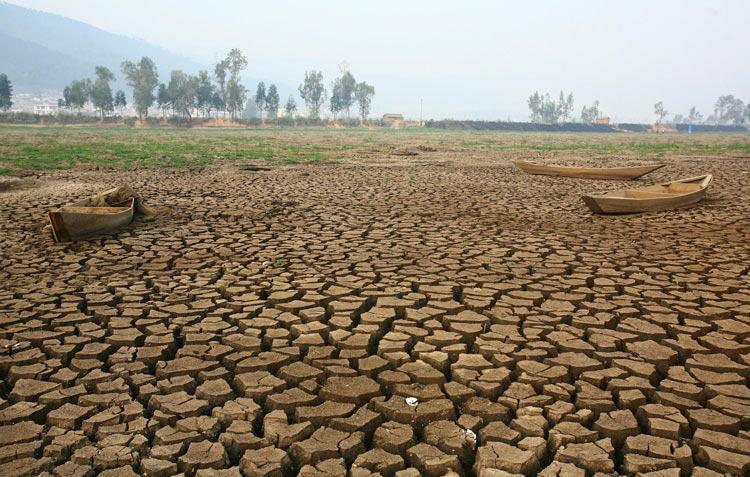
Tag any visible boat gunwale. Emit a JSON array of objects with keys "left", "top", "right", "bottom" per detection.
[
  {"left": 512, "top": 161, "right": 666, "bottom": 180},
  {"left": 514, "top": 161, "right": 665, "bottom": 172},
  {"left": 59, "top": 199, "right": 135, "bottom": 215},
  {"left": 584, "top": 174, "right": 712, "bottom": 201}
]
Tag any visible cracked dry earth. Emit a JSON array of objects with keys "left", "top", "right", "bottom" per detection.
[{"left": 0, "top": 156, "right": 749, "bottom": 477}]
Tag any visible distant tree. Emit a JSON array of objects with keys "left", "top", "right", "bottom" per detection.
[
  {"left": 527, "top": 92, "right": 542, "bottom": 122},
  {"left": 156, "top": 83, "right": 170, "bottom": 117},
  {"left": 354, "top": 82, "right": 375, "bottom": 121},
  {"left": 341, "top": 72, "right": 356, "bottom": 117},
  {"left": 672, "top": 114, "right": 685, "bottom": 124},
  {"left": 713, "top": 95, "right": 745, "bottom": 125},
  {"left": 195, "top": 70, "right": 214, "bottom": 118},
  {"left": 243, "top": 98, "right": 258, "bottom": 118},
  {"left": 746, "top": 103, "right": 750, "bottom": 124},
  {"left": 527, "top": 91, "right": 571, "bottom": 123},
  {"left": 329, "top": 79, "right": 343, "bottom": 119},
  {"left": 254, "top": 82, "right": 266, "bottom": 120},
  {"left": 67, "top": 78, "right": 92, "bottom": 113},
  {"left": 284, "top": 95, "right": 297, "bottom": 117},
  {"left": 654, "top": 101, "right": 668, "bottom": 124},
  {"left": 580, "top": 105, "right": 591, "bottom": 123},
  {"left": 227, "top": 49, "right": 248, "bottom": 121},
  {"left": 60, "top": 86, "right": 72, "bottom": 112},
  {"left": 714, "top": 95, "right": 733, "bottom": 124},
  {"left": 581, "top": 100, "right": 600, "bottom": 123},
  {"left": 214, "top": 48, "right": 247, "bottom": 119},
  {"left": 225, "top": 48, "right": 248, "bottom": 81},
  {"left": 335, "top": 62, "right": 356, "bottom": 117},
  {"left": 214, "top": 59, "right": 229, "bottom": 117},
  {"left": 556, "top": 92, "right": 566, "bottom": 122},
  {"left": 558, "top": 91, "right": 574, "bottom": 122},
  {"left": 0, "top": 73, "right": 13, "bottom": 111},
  {"left": 265, "top": 84, "right": 280, "bottom": 119},
  {"left": 114, "top": 90, "right": 127, "bottom": 115},
  {"left": 90, "top": 66, "right": 115, "bottom": 117},
  {"left": 540, "top": 94, "right": 559, "bottom": 123},
  {"left": 298, "top": 70, "right": 327, "bottom": 119},
  {"left": 226, "top": 78, "right": 247, "bottom": 120},
  {"left": 57, "top": 98, "right": 65, "bottom": 111},
  {"left": 167, "top": 71, "right": 199, "bottom": 120},
  {"left": 211, "top": 90, "right": 224, "bottom": 116},
  {"left": 120, "top": 57, "right": 159, "bottom": 120},
  {"left": 731, "top": 99, "right": 747, "bottom": 125},
  {"left": 688, "top": 106, "right": 703, "bottom": 123}
]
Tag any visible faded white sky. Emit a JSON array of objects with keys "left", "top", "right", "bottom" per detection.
[{"left": 7, "top": 0, "right": 750, "bottom": 122}]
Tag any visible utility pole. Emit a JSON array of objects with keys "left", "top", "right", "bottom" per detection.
[{"left": 420, "top": 98, "right": 423, "bottom": 127}]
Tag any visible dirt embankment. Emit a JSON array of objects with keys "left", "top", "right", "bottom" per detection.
[{"left": 426, "top": 119, "right": 749, "bottom": 133}]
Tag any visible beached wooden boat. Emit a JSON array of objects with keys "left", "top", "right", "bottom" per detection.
[
  {"left": 48, "top": 188, "right": 135, "bottom": 242},
  {"left": 513, "top": 161, "right": 665, "bottom": 180},
  {"left": 582, "top": 174, "right": 712, "bottom": 214}
]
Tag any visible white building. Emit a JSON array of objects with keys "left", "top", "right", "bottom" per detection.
[{"left": 33, "top": 100, "right": 58, "bottom": 115}]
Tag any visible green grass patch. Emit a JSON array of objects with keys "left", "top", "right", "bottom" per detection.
[
  {"left": 0, "top": 126, "right": 747, "bottom": 171},
  {"left": 0, "top": 126, "right": 348, "bottom": 170}
]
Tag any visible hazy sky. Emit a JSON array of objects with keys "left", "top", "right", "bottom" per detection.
[{"left": 8, "top": 0, "right": 750, "bottom": 122}]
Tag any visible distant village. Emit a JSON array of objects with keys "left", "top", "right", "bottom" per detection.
[{"left": 9, "top": 90, "right": 136, "bottom": 116}]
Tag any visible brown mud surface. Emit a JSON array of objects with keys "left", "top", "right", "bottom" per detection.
[{"left": 1, "top": 142, "right": 749, "bottom": 476}]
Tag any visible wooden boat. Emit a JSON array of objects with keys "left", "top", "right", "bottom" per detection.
[
  {"left": 582, "top": 174, "right": 712, "bottom": 214},
  {"left": 48, "top": 188, "right": 135, "bottom": 242},
  {"left": 513, "top": 161, "right": 665, "bottom": 180}
]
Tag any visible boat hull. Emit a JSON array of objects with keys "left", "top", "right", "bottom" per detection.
[
  {"left": 582, "top": 175, "right": 712, "bottom": 214},
  {"left": 513, "top": 161, "right": 665, "bottom": 180},
  {"left": 48, "top": 198, "right": 135, "bottom": 242}
]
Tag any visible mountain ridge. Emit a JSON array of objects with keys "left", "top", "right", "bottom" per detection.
[{"left": 0, "top": 1, "right": 205, "bottom": 93}]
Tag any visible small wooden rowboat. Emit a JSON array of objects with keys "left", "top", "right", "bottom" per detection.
[
  {"left": 582, "top": 174, "right": 712, "bottom": 214},
  {"left": 513, "top": 161, "right": 665, "bottom": 180},
  {"left": 48, "top": 188, "right": 135, "bottom": 242}
]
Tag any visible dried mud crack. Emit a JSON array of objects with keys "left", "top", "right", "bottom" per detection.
[{"left": 0, "top": 154, "right": 749, "bottom": 476}]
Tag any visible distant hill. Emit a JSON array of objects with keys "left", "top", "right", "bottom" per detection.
[
  {"left": 0, "top": 33, "right": 92, "bottom": 92},
  {"left": 0, "top": 1, "right": 205, "bottom": 94}
]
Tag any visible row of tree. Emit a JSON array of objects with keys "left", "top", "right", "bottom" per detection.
[
  {"left": 54, "top": 50, "right": 376, "bottom": 122},
  {"left": 659, "top": 96, "right": 750, "bottom": 125},
  {"left": 580, "top": 100, "right": 601, "bottom": 124},
  {"left": 58, "top": 50, "right": 249, "bottom": 120},
  {"left": 527, "top": 91, "right": 575, "bottom": 123},
  {"left": 7, "top": 63, "right": 747, "bottom": 126},
  {"left": 298, "top": 65, "right": 375, "bottom": 120},
  {"left": 527, "top": 91, "right": 605, "bottom": 124},
  {"left": 252, "top": 82, "right": 294, "bottom": 119},
  {"left": 713, "top": 95, "right": 749, "bottom": 125},
  {"left": 58, "top": 66, "right": 127, "bottom": 117},
  {"left": 527, "top": 91, "right": 750, "bottom": 126}
]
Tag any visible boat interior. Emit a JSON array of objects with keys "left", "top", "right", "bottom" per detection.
[
  {"left": 600, "top": 177, "right": 708, "bottom": 199},
  {"left": 60, "top": 198, "right": 134, "bottom": 214}
]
